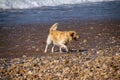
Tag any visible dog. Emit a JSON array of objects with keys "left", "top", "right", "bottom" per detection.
[{"left": 44, "top": 23, "right": 79, "bottom": 53}]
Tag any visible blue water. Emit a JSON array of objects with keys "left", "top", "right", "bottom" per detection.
[{"left": 0, "top": 1, "right": 120, "bottom": 25}]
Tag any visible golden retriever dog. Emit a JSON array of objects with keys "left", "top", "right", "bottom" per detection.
[{"left": 44, "top": 23, "right": 79, "bottom": 53}]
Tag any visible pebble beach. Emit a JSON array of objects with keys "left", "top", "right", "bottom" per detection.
[{"left": 0, "top": 20, "right": 120, "bottom": 80}]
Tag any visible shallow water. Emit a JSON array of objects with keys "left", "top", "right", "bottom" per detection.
[{"left": 0, "top": 1, "right": 120, "bottom": 25}]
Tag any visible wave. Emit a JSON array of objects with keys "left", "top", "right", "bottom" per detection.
[{"left": 0, "top": 0, "right": 117, "bottom": 10}]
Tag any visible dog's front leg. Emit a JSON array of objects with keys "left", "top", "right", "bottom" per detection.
[
  {"left": 60, "top": 44, "right": 68, "bottom": 53},
  {"left": 60, "top": 47, "right": 62, "bottom": 53},
  {"left": 65, "top": 46, "right": 69, "bottom": 52}
]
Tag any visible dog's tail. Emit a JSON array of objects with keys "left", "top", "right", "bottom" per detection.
[{"left": 50, "top": 23, "right": 58, "bottom": 31}]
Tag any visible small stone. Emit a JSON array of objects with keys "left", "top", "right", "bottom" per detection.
[
  {"left": 32, "top": 46, "right": 36, "bottom": 49},
  {"left": 36, "top": 48, "right": 39, "bottom": 51},
  {"left": 56, "top": 72, "right": 61, "bottom": 76},
  {"left": 116, "top": 52, "right": 120, "bottom": 56},
  {"left": 96, "top": 50, "right": 104, "bottom": 55},
  {"left": 90, "top": 27, "right": 94, "bottom": 30},
  {"left": 64, "top": 78, "right": 69, "bottom": 80},
  {"left": 15, "top": 45, "right": 19, "bottom": 47},
  {"left": 27, "top": 71, "right": 33, "bottom": 75},
  {"left": 22, "top": 55, "right": 26, "bottom": 58},
  {"left": 77, "top": 52, "right": 82, "bottom": 56},
  {"left": 34, "top": 74, "right": 38, "bottom": 78},
  {"left": 20, "top": 69, "right": 26, "bottom": 74},
  {"left": 98, "top": 33, "right": 102, "bottom": 36},
  {"left": 83, "top": 39, "right": 87, "bottom": 43},
  {"left": 64, "top": 60, "right": 69, "bottom": 65}
]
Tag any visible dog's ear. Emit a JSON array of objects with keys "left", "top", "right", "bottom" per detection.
[
  {"left": 70, "top": 32, "right": 75, "bottom": 37},
  {"left": 70, "top": 31, "right": 79, "bottom": 41}
]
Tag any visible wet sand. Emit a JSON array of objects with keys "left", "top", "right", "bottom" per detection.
[{"left": 0, "top": 20, "right": 119, "bottom": 58}]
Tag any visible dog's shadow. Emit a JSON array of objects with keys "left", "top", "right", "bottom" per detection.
[
  {"left": 69, "top": 49, "right": 87, "bottom": 53},
  {"left": 55, "top": 49, "right": 87, "bottom": 53}
]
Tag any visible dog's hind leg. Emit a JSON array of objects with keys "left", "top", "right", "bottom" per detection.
[
  {"left": 51, "top": 44, "right": 55, "bottom": 53},
  {"left": 44, "top": 44, "right": 49, "bottom": 53},
  {"left": 44, "top": 37, "right": 52, "bottom": 53}
]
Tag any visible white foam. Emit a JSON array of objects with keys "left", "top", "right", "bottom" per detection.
[{"left": 0, "top": 0, "right": 117, "bottom": 9}]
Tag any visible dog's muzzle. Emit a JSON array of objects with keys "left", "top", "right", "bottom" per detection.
[{"left": 74, "top": 36, "right": 79, "bottom": 41}]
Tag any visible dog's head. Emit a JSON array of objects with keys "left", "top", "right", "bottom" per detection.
[{"left": 70, "top": 31, "right": 79, "bottom": 41}]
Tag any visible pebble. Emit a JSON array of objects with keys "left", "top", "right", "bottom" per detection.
[{"left": 83, "top": 39, "right": 87, "bottom": 43}]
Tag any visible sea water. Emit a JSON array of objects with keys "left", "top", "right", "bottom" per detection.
[{"left": 0, "top": 0, "right": 120, "bottom": 25}]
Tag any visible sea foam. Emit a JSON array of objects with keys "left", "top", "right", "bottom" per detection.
[{"left": 0, "top": 0, "right": 116, "bottom": 9}]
